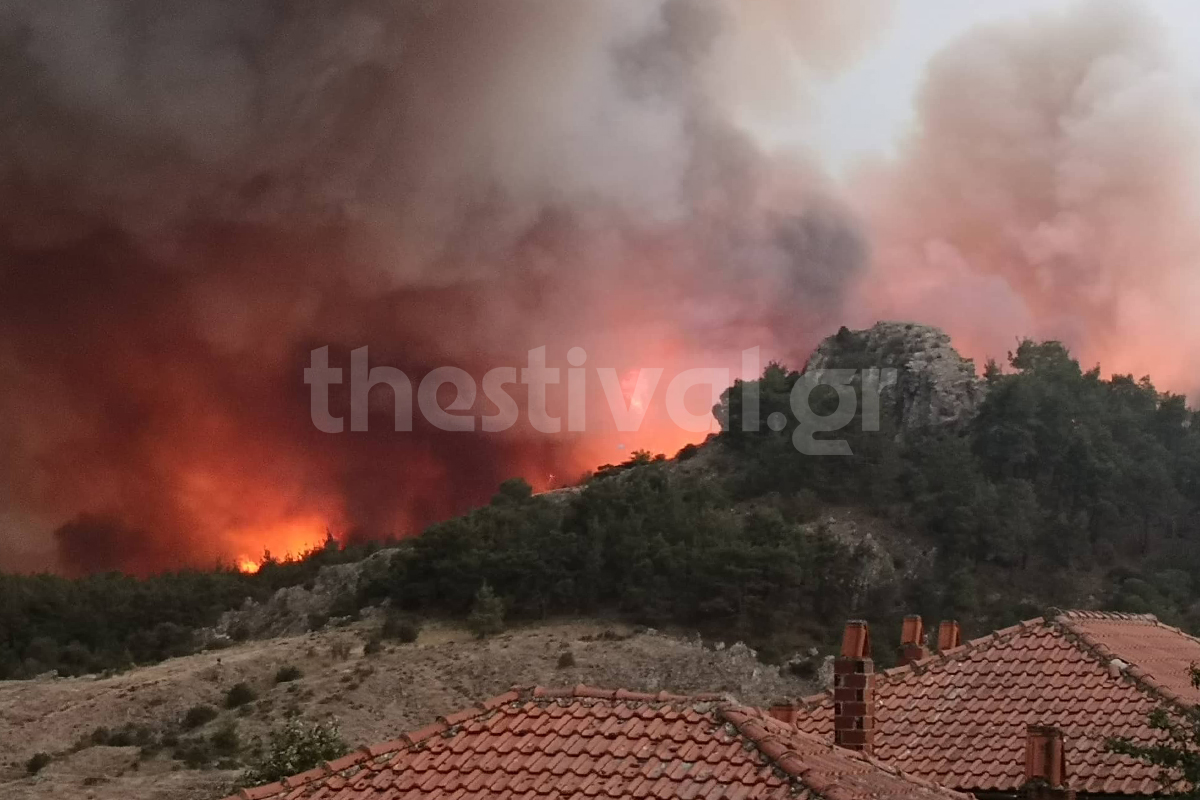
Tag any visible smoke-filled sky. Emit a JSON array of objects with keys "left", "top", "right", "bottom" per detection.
[
  {"left": 806, "top": 1, "right": 1200, "bottom": 174},
  {"left": 843, "top": 0, "right": 1200, "bottom": 389},
  {"left": 1, "top": 0, "right": 1199, "bottom": 574}
]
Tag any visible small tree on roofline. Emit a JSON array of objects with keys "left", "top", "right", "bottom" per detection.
[
  {"left": 240, "top": 715, "right": 347, "bottom": 787},
  {"left": 1108, "top": 664, "right": 1200, "bottom": 797}
]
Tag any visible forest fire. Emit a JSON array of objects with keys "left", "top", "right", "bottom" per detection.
[
  {"left": 236, "top": 558, "right": 261, "bottom": 575},
  {"left": 2, "top": 1, "right": 1199, "bottom": 576},
  {"left": 228, "top": 516, "right": 334, "bottom": 571}
]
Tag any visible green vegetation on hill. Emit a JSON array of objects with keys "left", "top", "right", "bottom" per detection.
[
  {"left": 0, "top": 538, "right": 382, "bottom": 679},
  {"left": 3, "top": 335, "right": 1200, "bottom": 678},
  {"left": 727, "top": 339, "right": 1200, "bottom": 572},
  {"left": 366, "top": 337, "right": 1200, "bottom": 656}
]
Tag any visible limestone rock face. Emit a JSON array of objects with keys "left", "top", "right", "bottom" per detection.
[
  {"left": 805, "top": 321, "right": 986, "bottom": 432},
  {"left": 213, "top": 548, "right": 398, "bottom": 639}
]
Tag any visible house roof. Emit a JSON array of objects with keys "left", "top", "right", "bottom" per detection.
[
  {"left": 794, "top": 611, "right": 1200, "bottom": 796},
  {"left": 223, "top": 685, "right": 972, "bottom": 800}
]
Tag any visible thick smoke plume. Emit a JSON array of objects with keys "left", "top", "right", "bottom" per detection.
[
  {"left": 0, "top": 0, "right": 884, "bottom": 573},
  {"left": 857, "top": 0, "right": 1200, "bottom": 389}
]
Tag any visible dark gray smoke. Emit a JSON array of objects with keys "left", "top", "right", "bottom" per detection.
[{"left": 0, "top": 0, "right": 886, "bottom": 572}]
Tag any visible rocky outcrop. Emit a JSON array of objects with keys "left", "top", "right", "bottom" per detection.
[
  {"left": 806, "top": 321, "right": 986, "bottom": 433},
  {"left": 213, "top": 548, "right": 399, "bottom": 640}
]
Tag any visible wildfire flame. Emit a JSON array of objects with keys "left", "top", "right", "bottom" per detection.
[{"left": 230, "top": 516, "right": 333, "bottom": 566}]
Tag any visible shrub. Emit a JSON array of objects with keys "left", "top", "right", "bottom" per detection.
[
  {"left": 225, "top": 682, "right": 258, "bottom": 709},
  {"left": 380, "top": 612, "right": 420, "bottom": 643},
  {"left": 26, "top": 752, "right": 52, "bottom": 774},
  {"left": 182, "top": 704, "right": 219, "bottom": 730},
  {"left": 395, "top": 621, "right": 419, "bottom": 643},
  {"left": 85, "top": 722, "right": 155, "bottom": 748},
  {"left": 274, "top": 665, "right": 302, "bottom": 684},
  {"left": 329, "top": 640, "right": 352, "bottom": 660},
  {"left": 106, "top": 727, "right": 136, "bottom": 747},
  {"left": 210, "top": 722, "right": 240, "bottom": 756},
  {"left": 786, "top": 658, "right": 818, "bottom": 680},
  {"left": 239, "top": 716, "right": 347, "bottom": 787},
  {"left": 466, "top": 583, "right": 505, "bottom": 638},
  {"left": 492, "top": 477, "right": 533, "bottom": 504},
  {"left": 173, "top": 736, "right": 214, "bottom": 769},
  {"left": 362, "top": 635, "right": 383, "bottom": 656},
  {"left": 328, "top": 590, "right": 361, "bottom": 622},
  {"left": 556, "top": 651, "right": 576, "bottom": 669}
]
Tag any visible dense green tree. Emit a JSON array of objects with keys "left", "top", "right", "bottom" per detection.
[{"left": 467, "top": 583, "right": 506, "bottom": 637}]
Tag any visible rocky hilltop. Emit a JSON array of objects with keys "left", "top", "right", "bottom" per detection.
[{"left": 806, "top": 321, "right": 986, "bottom": 433}]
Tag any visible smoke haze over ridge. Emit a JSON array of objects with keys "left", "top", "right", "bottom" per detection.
[
  {"left": 0, "top": 0, "right": 884, "bottom": 572},
  {"left": 1, "top": 0, "right": 1198, "bottom": 574}
]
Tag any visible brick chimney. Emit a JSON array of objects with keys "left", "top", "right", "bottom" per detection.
[
  {"left": 834, "top": 620, "right": 875, "bottom": 754},
  {"left": 1024, "top": 725, "right": 1073, "bottom": 800},
  {"left": 897, "top": 615, "right": 928, "bottom": 666},
  {"left": 937, "top": 619, "right": 961, "bottom": 652},
  {"left": 766, "top": 702, "right": 800, "bottom": 726}
]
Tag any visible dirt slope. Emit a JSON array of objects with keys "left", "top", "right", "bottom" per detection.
[{"left": 1, "top": 617, "right": 816, "bottom": 800}]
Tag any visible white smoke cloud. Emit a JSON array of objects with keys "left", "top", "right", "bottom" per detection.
[{"left": 856, "top": 0, "right": 1200, "bottom": 387}]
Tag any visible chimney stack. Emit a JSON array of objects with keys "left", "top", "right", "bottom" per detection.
[
  {"left": 937, "top": 619, "right": 961, "bottom": 652},
  {"left": 767, "top": 703, "right": 800, "bottom": 726},
  {"left": 1024, "top": 725, "right": 1073, "bottom": 800},
  {"left": 898, "top": 615, "right": 928, "bottom": 666},
  {"left": 833, "top": 620, "right": 875, "bottom": 754}
]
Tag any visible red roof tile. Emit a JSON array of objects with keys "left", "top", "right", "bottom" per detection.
[
  {"left": 1058, "top": 611, "right": 1200, "bottom": 707},
  {"left": 220, "top": 686, "right": 971, "bottom": 800},
  {"left": 794, "top": 611, "right": 1200, "bottom": 795}
]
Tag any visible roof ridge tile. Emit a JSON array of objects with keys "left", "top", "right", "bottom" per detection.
[
  {"left": 401, "top": 724, "right": 445, "bottom": 747},
  {"left": 322, "top": 751, "right": 367, "bottom": 773},
  {"left": 439, "top": 706, "right": 484, "bottom": 727},
  {"left": 1055, "top": 610, "right": 1159, "bottom": 622},
  {"left": 237, "top": 782, "right": 283, "bottom": 800},
  {"left": 1050, "top": 613, "right": 1200, "bottom": 712},
  {"left": 482, "top": 689, "right": 522, "bottom": 710},
  {"left": 280, "top": 764, "right": 327, "bottom": 789},
  {"left": 691, "top": 692, "right": 728, "bottom": 703}
]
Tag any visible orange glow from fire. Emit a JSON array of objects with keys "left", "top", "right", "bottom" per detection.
[
  {"left": 180, "top": 336, "right": 732, "bottom": 567},
  {"left": 229, "top": 515, "right": 332, "bottom": 568}
]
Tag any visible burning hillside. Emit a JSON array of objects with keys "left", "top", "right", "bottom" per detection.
[
  {"left": 1, "top": 0, "right": 1199, "bottom": 574},
  {"left": 0, "top": 1, "right": 879, "bottom": 573}
]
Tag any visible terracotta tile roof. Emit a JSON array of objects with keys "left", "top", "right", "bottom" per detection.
[
  {"left": 793, "top": 611, "right": 1200, "bottom": 796},
  {"left": 221, "top": 685, "right": 972, "bottom": 800},
  {"left": 1058, "top": 610, "right": 1200, "bottom": 707}
]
